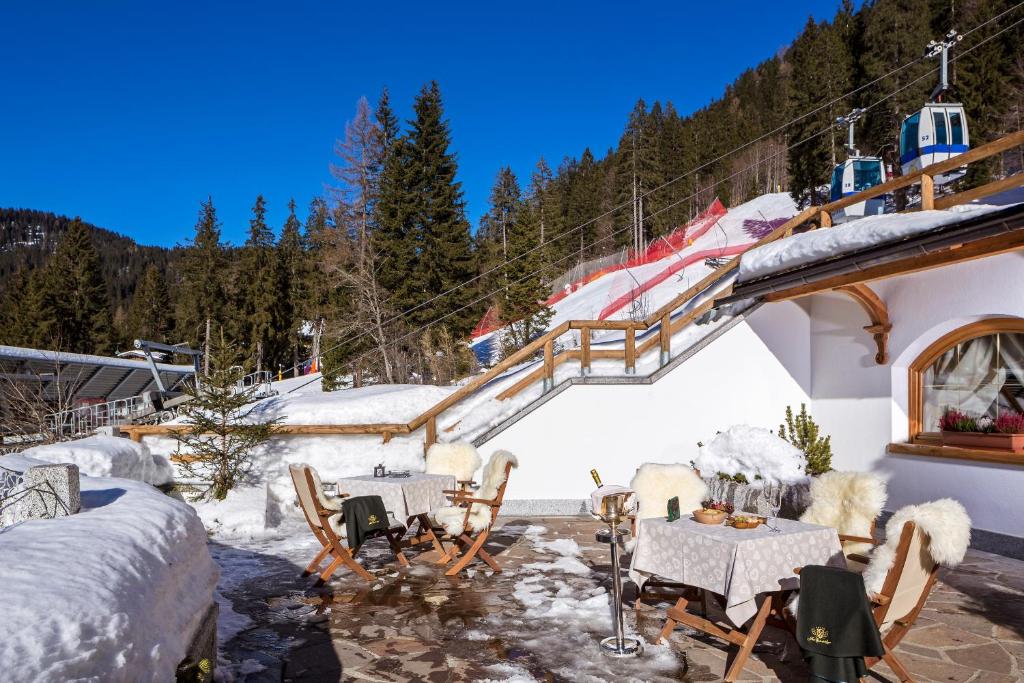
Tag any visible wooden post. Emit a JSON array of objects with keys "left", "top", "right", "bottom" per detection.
[
  {"left": 543, "top": 339, "right": 554, "bottom": 392},
  {"left": 580, "top": 327, "right": 591, "bottom": 374},
  {"left": 819, "top": 210, "right": 832, "bottom": 228},
  {"left": 625, "top": 327, "right": 636, "bottom": 373},
  {"left": 425, "top": 415, "right": 437, "bottom": 450},
  {"left": 659, "top": 312, "right": 671, "bottom": 366},
  {"left": 920, "top": 174, "right": 935, "bottom": 210}
]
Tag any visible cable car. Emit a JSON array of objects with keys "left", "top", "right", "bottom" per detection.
[
  {"left": 899, "top": 30, "right": 970, "bottom": 185},
  {"left": 830, "top": 108, "right": 887, "bottom": 223},
  {"left": 899, "top": 103, "right": 970, "bottom": 183}
]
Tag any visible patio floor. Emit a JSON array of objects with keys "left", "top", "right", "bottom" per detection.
[{"left": 217, "top": 517, "right": 1024, "bottom": 682}]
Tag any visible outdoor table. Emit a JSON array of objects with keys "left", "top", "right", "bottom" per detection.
[
  {"left": 630, "top": 515, "right": 845, "bottom": 682},
  {"left": 337, "top": 472, "right": 455, "bottom": 555}
]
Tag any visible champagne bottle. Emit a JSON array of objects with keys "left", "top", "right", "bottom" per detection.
[{"left": 590, "top": 468, "right": 603, "bottom": 487}]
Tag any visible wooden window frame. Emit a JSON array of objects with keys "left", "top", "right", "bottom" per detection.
[{"left": 908, "top": 317, "right": 1024, "bottom": 442}]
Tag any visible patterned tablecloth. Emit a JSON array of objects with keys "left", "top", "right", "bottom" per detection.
[
  {"left": 630, "top": 516, "right": 845, "bottom": 626},
  {"left": 336, "top": 473, "right": 455, "bottom": 521}
]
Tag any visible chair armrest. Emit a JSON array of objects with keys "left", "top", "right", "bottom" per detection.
[
  {"left": 869, "top": 593, "right": 891, "bottom": 606},
  {"left": 453, "top": 496, "right": 499, "bottom": 506},
  {"left": 839, "top": 534, "right": 877, "bottom": 544},
  {"left": 443, "top": 489, "right": 467, "bottom": 496},
  {"left": 847, "top": 552, "right": 872, "bottom": 564}
]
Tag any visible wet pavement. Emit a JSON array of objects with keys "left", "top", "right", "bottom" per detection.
[{"left": 215, "top": 517, "right": 1024, "bottom": 682}]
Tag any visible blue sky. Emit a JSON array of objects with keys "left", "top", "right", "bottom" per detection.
[{"left": 1, "top": 2, "right": 848, "bottom": 247}]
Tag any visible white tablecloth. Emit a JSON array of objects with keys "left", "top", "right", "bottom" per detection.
[
  {"left": 630, "top": 516, "right": 845, "bottom": 626},
  {"left": 336, "top": 473, "right": 455, "bottom": 521}
]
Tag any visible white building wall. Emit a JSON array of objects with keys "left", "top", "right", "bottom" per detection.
[
  {"left": 807, "top": 250, "right": 1024, "bottom": 538},
  {"left": 480, "top": 303, "right": 811, "bottom": 502}
]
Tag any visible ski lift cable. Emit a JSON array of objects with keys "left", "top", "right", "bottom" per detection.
[
  {"left": 284, "top": 5, "right": 1023, "bottom": 381},
  {"left": 289, "top": 62, "right": 962, "bottom": 394}
]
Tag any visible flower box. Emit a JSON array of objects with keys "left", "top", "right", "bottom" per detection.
[{"left": 941, "top": 431, "right": 1024, "bottom": 454}]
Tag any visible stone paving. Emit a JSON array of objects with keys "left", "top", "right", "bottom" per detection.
[{"left": 218, "top": 517, "right": 1024, "bottom": 682}]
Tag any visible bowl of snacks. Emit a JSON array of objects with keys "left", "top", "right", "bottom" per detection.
[
  {"left": 727, "top": 514, "right": 764, "bottom": 530},
  {"left": 692, "top": 508, "right": 728, "bottom": 525}
]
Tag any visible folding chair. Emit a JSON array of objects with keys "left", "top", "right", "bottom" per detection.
[{"left": 289, "top": 463, "right": 408, "bottom": 583}]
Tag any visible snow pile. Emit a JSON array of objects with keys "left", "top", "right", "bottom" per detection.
[
  {"left": 0, "top": 454, "right": 217, "bottom": 683},
  {"left": 738, "top": 203, "right": 1012, "bottom": 281},
  {"left": 694, "top": 425, "right": 807, "bottom": 484},
  {"left": 24, "top": 435, "right": 173, "bottom": 486}
]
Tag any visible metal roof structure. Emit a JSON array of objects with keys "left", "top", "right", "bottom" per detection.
[{"left": 0, "top": 345, "right": 195, "bottom": 404}]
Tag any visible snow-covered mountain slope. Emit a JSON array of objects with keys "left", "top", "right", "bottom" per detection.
[{"left": 472, "top": 193, "right": 796, "bottom": 358}]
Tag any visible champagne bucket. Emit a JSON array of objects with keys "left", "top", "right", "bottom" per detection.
[{"left": 591, "top": 488, "right": 642, "bottom": 658}]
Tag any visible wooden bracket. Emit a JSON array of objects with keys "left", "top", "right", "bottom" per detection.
[{"left": 836, "top": 283, "right": 892, "bottom": 364}]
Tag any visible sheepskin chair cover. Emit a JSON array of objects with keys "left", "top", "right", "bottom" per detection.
[
  {"left": 433, "top": 450, "right": 518, "bottom": 536},
  {"left": 425, "top": 441, "right": 482, "bottom": 483},
  {"left": 800, "top": 471, "right": 887, "bottom": 555},
  {"left": 630, "top": 463, "right": 708, "bottom": 520},
  {"left": 862, "top": 498, "right": 972, "bottom": 596}
]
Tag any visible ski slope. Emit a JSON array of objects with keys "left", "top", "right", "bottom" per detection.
[{"left": 472, "top": 193, "right": 796, "bottom": 359}]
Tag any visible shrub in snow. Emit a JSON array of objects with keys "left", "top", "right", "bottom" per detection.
[
  {"left": 694, "top": 425, "right": 806, "bottom": 485},
  {"left": 174, "top": 332, "right": 281, "bottom": 500},
  {"left": 777, "top": 403, "right": 832, "bottom": 475},
  {"left": 24, "top": 435, "right": 173, "bottom": 486}
]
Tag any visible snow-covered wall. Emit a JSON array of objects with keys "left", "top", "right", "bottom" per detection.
[
  {"left": 478, "top": 303, "right": 812, "bottom": 501},
  {"left": 807, "top": 250, "right": 1024, "bottom": 538}
]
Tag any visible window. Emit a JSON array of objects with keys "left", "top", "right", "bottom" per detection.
[
  {"left": 853, "top": 160, "right": 883, "bottom": 192},
  {"left": 909, "top": 319, "right": 1024, "bottom": 439},
  {"left": 933, "top": 111, "right": 948, "bottom": 145},
  {"left": 950, "top": 111, "right": 964, "bottom": 145},
  {"left": 901, "top": 113, "right": 920, "bottom": 157},
  {"left": 830, "top": 164, "right": 845, "bottom": 201}
]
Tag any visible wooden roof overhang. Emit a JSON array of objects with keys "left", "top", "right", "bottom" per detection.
[{"left": 717, "top": 203, "right": 1024, "bottom": 364}]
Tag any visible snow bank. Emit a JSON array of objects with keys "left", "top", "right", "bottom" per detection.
[
  {"left": 245, "top": 383, "right": 456, "bottom": 425},
  {"left": 694, "top": 425, "right": 806, "bottom": 484},
  {"left": 0, "top": 455, "right": 218, "bottom": 683},
  {"left": 738, "top": 203, "right": 1011, "bottom": 281},
  {"left": 24, "top": 435, "right": 173, "bottom": 486}
]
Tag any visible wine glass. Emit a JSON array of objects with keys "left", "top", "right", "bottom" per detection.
[{"left": 761, "top": 481, "right": 784, "bottom": 532}]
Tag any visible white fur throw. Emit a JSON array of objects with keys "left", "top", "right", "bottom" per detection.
[
  {"left": 425, "top": 441, "right": 482, "bottom": 483},
  {"left": 862, "top": 499, "right": 972, "bottom": 596},
  {"left": 630, "top": 463, "right": 708, "bottom": 520},
  {"left": 800, "top": 471, "right": 887, "bottom": 555},
  {"left": 434, "top": 450, "right": 518, "bottom": 536}
]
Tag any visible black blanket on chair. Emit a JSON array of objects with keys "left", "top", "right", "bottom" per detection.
[
  {"left": 797, "top": 564, "right": 884, "bottom": 682},
  {"left": 342, "top": 495, "right": 390, "bottom": 548}
]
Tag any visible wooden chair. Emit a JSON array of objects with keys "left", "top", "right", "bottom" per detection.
[
  {"left": 795, "top": 521, "right": 940, "bottom": 683},
  {"left": 433, "top": 450, "right": 517, "bottom": 577},
  {"left": 289, "top": 464, "right": 408, "bottom": 584}
]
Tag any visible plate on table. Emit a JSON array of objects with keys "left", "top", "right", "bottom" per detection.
[{"left": 727, "top": 515, "right": 766, "bottom": 529}]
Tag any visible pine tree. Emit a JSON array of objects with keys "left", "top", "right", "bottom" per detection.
[
  {"left": 34, "top": 219, "right": 113, "bottom": 354},
  {"left": 529, "top": 157, "right": 559, "bottom": 275},
  {"left": 406, "top": 82, "right": 478, "bottom": 336},
  {"left": 127, "top": 264, "right": 172, "bottom": 342},
  {"left": 0, "top": 266, "right": 34, "bottom": 346},
  {"left": 477, "top": 166, "right": 523, "bottom": 301},
  {"left": 500, "top": 203, "right": 553, "bottom": 353},
  {"left": 173, "top": 328, "right": 281, "bottom": 500},
  {"left": 786, "top": 15, "right": 855, "bottom": 206},
  {"left": 278, "top": 198, "right": 308, "bottom": 372},
  {"left": 176, "top": 198, "right": 227, "bottom": 351},
  {"left": 330, "top": 96, "right": 384, "bottom": 249},
  {"left": 239, "top": 195, "right": 288, "bottom": 371}
]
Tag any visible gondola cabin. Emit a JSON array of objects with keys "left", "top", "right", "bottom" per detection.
[
  {"left": 830, "top": 157, "right": 887, "bottom": 223},
  {"left": 899, "top": 102, "right": 970, "bottom": 184}
]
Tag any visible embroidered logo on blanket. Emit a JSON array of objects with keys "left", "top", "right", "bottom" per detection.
[
  {"left": 367, "top": 514, "right": 379, "bottom": 525},
  {"left": 807, "top": 626, "right": 832, "bottom": 645}
]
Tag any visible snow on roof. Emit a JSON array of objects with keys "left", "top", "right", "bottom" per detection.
[
  {"left": 0, "top": 344, "right": 194, "bottom": 374},
  {"left": 737, "top": 203, "right": 1016, "bottom": 282}
]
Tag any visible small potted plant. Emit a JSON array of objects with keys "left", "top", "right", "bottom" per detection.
[{"left": 939, "top": 408, "right": 1024, "bottom": 453}]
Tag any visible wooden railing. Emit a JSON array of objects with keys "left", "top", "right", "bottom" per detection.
[{"left": 120, "top": 130, "right": 1024, "bottom": 450}]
